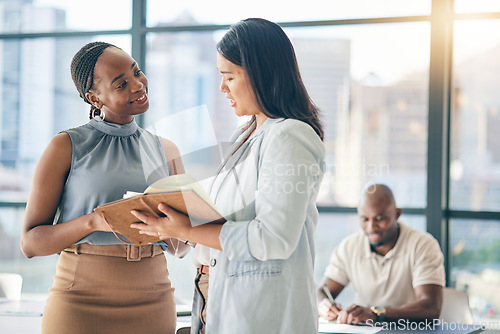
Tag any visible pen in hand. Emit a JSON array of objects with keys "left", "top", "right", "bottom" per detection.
[
  {"left": 322, "top": 285, "right": 336, "bottom": 305},
  {"left": 319, "top": 285, "right": 342, "bottom": 321}
]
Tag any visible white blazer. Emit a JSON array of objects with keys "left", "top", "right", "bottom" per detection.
[{"left": 205, "top": 117, "right": 325, "bottom": 334}]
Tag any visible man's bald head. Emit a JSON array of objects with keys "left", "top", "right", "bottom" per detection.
[
  {"left": 358, "top": 183, "right": 401, "bottom": 250},
  {"left": 359, "top": 184, "right": 396, "bottom": 209}
]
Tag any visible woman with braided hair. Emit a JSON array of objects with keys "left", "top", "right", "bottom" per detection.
[{"left": 20, "top": 42, "right": 189, "bottom": 334}]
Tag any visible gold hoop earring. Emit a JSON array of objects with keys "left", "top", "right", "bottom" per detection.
[{"left": 92, "top": 108, "right": 106, "bottom": 122}]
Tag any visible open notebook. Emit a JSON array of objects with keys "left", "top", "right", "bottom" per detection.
[{"left": 94, "top": 174, "right": 225, "bottom": 245}]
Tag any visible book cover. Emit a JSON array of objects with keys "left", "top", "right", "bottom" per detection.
[{"left": 94, "top": 174, "right": 225, "bottom": 245}]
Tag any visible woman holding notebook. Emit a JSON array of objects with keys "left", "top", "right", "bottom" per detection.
[
  {"left": 131, "top": 18, "right": 326, "bottom": 334},
  {"left": 21, "top": 42, "right": 189, "bottom": 334}
]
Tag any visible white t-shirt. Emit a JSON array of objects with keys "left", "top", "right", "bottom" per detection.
[
  {"left": 192, "top": 244, "right": 211, "bottom": 268},
  {"left": 324, "top": 222, "right": 445, "bottom": 308}
]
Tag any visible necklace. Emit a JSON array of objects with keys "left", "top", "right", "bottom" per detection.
[{"left": 169, "top": 238, "right": 181, "bottom": 257}]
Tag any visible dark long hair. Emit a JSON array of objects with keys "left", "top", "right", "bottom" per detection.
[
  {"left": 70, "top": 41, "right": 120, "bottom": 119},
  {"left": 217, "top": 18, "right": 324, "bottom": 140}
]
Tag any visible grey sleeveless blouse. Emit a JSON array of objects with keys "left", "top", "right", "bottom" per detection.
[{"left": 56, "top": 119, "right": 171, "bottom": 245}]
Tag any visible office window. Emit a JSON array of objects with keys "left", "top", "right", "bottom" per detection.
[
  {"left": 283, "top": 23, "right": 430, "bottom": 208},
  {"left": 146, "top": 0, "right": 431, "bottom": 27},
  {"left": 450, "top": 219, "right": 500, "bottom": 322},
  {"left": 144, "top": 22, "right": 430, "bottom": 208},
  {"left": 450, "top": 20, "right": 500, "bottom": 211},
  {"left": 0, "top": 0, "right": 132, "bottom": 34},
  {"left": 455, "top": 0, "right": 500, "bottom": 13},
  {"left": 144, "top": 30, "right": 231, "bottom": 190},
  {"left": 1, "top": 37, "right": 87, "bottom": 198}
]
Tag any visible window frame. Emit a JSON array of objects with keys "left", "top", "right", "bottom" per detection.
[{"left": 1, "top": 0, "right": 500, "bottom": 287}]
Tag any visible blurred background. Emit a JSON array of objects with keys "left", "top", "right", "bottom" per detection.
[{"left": 0, "top": 0, "right": 499, "bottom": 324}]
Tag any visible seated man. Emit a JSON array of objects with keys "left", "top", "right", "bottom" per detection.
[{"left": 317, "top": 184, "right": 445, "bottom": 324}]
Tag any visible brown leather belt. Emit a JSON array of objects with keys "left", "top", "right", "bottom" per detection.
[
  {"left": 64, "top": 244, "right": 164, "bottom": 262},
  {"left": 199, "top": 265, "right": 209, "bottom": 274}
]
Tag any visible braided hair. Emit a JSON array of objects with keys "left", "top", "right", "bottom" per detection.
[{"left": 70, "top": 41, "right": 120, "bottom": 119}]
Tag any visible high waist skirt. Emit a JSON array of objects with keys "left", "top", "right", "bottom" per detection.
[{"left": 42, "top": 246, "right": 176, "bottom": 334}]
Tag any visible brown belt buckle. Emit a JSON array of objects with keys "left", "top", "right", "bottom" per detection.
[
  {"left": 72, "top": 244, "right": 80, "bottom": 255},
  {"left": 127, "top": 245, "right": 142, "bottom": 261},
  {"left": 199, "top": 265, "right": 209, "bottom": 274}
]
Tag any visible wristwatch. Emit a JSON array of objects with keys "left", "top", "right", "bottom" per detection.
[{"left": 370, "top": 306, "right": 387, "bottom": 322}]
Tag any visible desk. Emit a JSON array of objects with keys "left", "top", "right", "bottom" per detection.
[
  {"left": 0, "top": 298, "right": 193, "bottom": 334},
  {"left": 0, "top": 299, "right": 44, "bottom": 334},
  {"left": 2, "top": 301, "right": 494, "bottom": 334},
  {"left": 0, "top": 299, "right": 44, "bottom": 316},
  {"left": 1, "top": 315, "right": 42, "bottom": 334}
]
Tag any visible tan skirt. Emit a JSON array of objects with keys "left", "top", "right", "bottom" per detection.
[{"left": 42, "top": 246, "right": 176, "bottom": 334}]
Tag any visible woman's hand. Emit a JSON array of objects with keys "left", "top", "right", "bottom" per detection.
[
  {"left": 90, "top": 212, "right": 114, "bottom": 232},
  {"left": 130, "top": 202, "right": 192, "bottom": 240}
]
